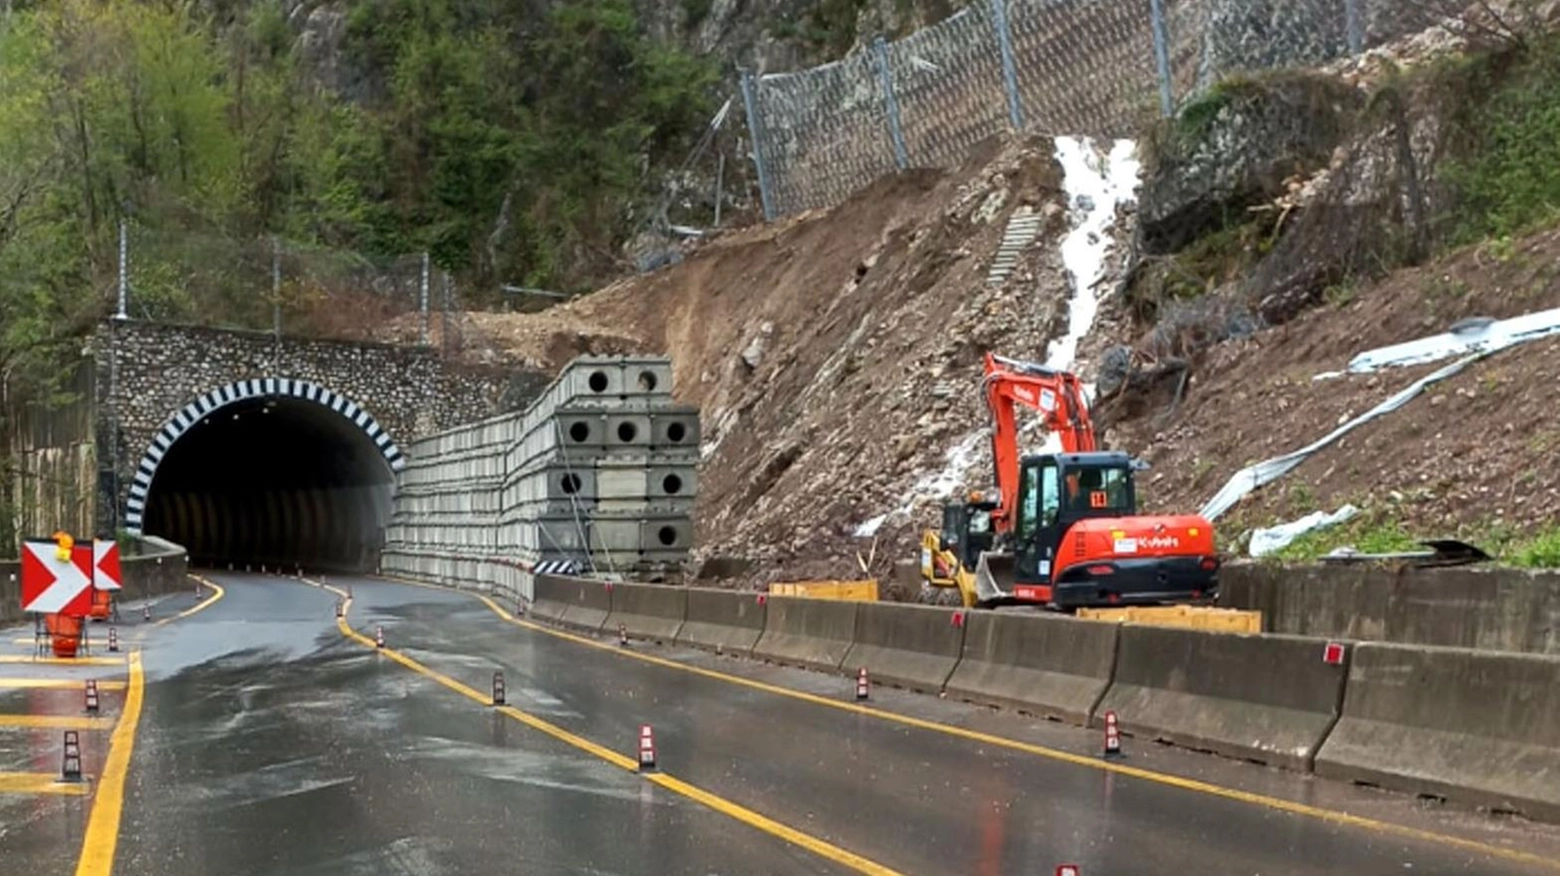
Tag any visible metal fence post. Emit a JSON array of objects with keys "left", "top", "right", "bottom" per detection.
[
  {"left": 1149, "top": 0, "right": 1175, "bottom": 117},
  {"left": 873, "top": 37, "right": 910, "bottom": 170},
  {"left": 739, "top": 70, "right": 777, "bottom": 222},
  {"left": 990, "top": 0, "right": 1025, "bottom": 131},
  {"left": 1345, "top": 0, "right": 1365, "bottom": 54}
]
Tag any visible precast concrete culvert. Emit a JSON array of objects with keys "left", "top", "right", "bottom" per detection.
[{"left": 139, "top": 394, "right": 395, "bottom": 572}]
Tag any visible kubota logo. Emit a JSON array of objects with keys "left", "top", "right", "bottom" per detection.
[{"left": 1138, "top": 535, "right": 1181, "bottom": 549}]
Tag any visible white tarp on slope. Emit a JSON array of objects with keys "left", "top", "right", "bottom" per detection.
[
  {"left": 1203, "top": 304, "right": 1560, "bottom": 521},
  {"left": 1248, "top": 505, "right": 1359, "bottom": 557},
  {"left": 1321, "top": 306, "right": 1560, "bottom": 376},
  {"left": 1199, "top": 354, "right": 1481, "bottom": 521}
]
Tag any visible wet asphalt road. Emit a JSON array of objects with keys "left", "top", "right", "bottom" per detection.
[{"left": 6, "top": 572, "right": 1560, "bottom": 875}]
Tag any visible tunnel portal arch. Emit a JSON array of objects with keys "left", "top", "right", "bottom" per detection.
[{"left": 123, "top": 377, "right": 406, "bottom": 536}]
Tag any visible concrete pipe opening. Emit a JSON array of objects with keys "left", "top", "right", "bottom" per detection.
[{"left": 139, "top": 395, "right": 395, "bottom": 572}]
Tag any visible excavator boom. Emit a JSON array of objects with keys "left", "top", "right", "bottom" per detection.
[{"left": 982, "top": 352, "right": 1096, "bottom": 532}]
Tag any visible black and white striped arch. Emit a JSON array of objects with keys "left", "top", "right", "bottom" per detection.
[{"left": 123, "top": 378, "right": 405, "bottom": 535}]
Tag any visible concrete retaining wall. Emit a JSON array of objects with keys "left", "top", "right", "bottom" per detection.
[
  {"left": 1315, "top": 643, "right": 1560, "bottom": 820},
  {"left": 751, "top": 597, "right": 858, "bottom": 672},
  {"left": 677, "top": 588, "right": 767, "bottom": 653},
  {"left": 1220, "top": 563, "right": 1560, "bottom": 655},
  {"left": 1095, "top": 626, "right": 1348, "bottom": 770},
  {"left": 944, "top": 611, "right": 1119, "bottom": 723},
  {"left": 843, "top": 602, "right": 967, "bottom": 693},
  {"left": 604, "top": 583, "right": 686, "bottom": 643}
]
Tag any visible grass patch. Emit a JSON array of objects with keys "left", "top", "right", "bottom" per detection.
[
  {"left": 1270, "top": 513, "right": 1420, "bottom": 562},
  {"left": 1445, "top": 34, "right": 1560, "bottom": 243},
  {"left": 1510, "top": 529, "right": 1560, "bottom": 568}
]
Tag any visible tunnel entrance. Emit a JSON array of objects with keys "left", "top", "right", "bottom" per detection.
[{"left": 138, "top": 391, "right": 398, "bottom": 572}]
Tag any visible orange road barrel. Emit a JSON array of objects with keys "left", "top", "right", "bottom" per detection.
[
  {"left": 45, "top": 613, "right": 83, "bottom": 658},
  {"left": 89, "top": 588, "right": 113, "bottom": 621}
]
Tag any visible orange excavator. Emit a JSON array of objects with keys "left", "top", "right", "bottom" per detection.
[{"left": 919, "top": 352, "right": 1219, "bottom": 609}]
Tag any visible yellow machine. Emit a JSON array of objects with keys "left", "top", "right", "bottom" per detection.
[{"left": 917, "top": 492, "right": 996, "bottom": 607}]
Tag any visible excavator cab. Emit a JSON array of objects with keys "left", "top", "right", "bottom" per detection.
[
  {"left": 940, "top": 496, "right": 998, "bottom": 571},
  {"left": 974, "top": 450, "right": 1218, "bottom": 609}
]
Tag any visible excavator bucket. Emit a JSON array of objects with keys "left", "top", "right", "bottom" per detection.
[{"left": 973, "top": 551, "right": 1018, "bottom": 605}]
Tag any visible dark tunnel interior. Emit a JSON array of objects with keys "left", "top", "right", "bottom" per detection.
[{"left": 141, "top": 396, "right": 395, "bottom": 572}]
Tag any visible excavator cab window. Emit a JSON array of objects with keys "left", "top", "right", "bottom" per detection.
[{"left": 1060, "top": 462, "right": 1134, "bottom": 520}]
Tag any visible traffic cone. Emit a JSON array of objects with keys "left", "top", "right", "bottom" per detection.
[
  {"left": 1103, "top": 710, "right": 1123, "bottom": 759},
  {"left": 335, "top": 599, "right": 344, "bottom": 618},
  {"left": 492, "top": 671, "right": 506, "bottom": 706},
  {"left": 142, "top": 603, "right": 150, "bottom": 622},
  {"left": 194, "top": 579, "right": 202, "bottom": 599},
  {"left": 375, "top": 626, "right": 385, "bottom": 649},
  {"left": 107, "top": 627, "right": 119, "bottom": 653},
  {"left": 84, "top": 680, "right": 100, "bottom": 714},
  {"left": 618, "top": 623, "right": 629, "bottom": 647},
  {"left": 61, "top": 731, "right": 82, "bottom": 782},
  {"left": 637, "top": 724, "right": 657, "bottom": 772},
  {"left": 855, "top": 667, "right": 870, "bottom": 701}
]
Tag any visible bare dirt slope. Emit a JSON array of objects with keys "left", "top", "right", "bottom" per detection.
[
  {"left": 403, "top": 137, "right": 1094, "bottom": 590},
  {"left": 1109, "top": 227, "right": 1560, "bottom": 542},
  {"left": 397, "top": 135, "right": 1560, "bottom": 586}
]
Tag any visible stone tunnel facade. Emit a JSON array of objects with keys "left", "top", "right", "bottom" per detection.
[{"left": 92, "top": 320, "right": 548, "bottom": 568}]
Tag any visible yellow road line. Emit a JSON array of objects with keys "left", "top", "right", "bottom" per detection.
[
  {"left": 0, "top": 656, "right": 126, "bottom": 667},
  {"left": 324, "top": 590, "right": 901, "bottom": 876},
  {"left": 361, "top": 578, "right": 1560, "bottom": 872},
  {"left": 0, "top": 714, "right": 115, "bottom": 730},
  {"left": 151, "top": 577, "right": 226, "bottom": 628},
  {"left": 0, "top": 679, "right": 127, "bottom": 691},
  {"left": 74, "top": 651, "right": 145, "bottom": 876},
  {"left": 0, "top": 772, "right": 91, "bottom": 796}
]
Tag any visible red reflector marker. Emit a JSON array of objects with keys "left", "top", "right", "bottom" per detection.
[
  {"left": 1056, "top": 866, "right": 1081, "bottom": 876},
  {"left": 1086, "top": 565, "right": 1113, "bottom": 576},
  {"left": 1322, "top": 641, "right": 1346, "bottom": 665}
]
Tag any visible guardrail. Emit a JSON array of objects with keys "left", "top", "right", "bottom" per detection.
[{"left": 509, "top": 573, "right": 1560, "bottom": 822}]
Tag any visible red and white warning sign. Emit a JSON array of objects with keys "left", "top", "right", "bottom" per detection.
[
  {"left": 20, "top": 538, "right": 94, "bottom": 615},
  {"left": 93, "top": 539, "right": 123, "bottom": 591}
]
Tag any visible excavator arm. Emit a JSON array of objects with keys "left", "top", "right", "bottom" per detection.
[{"left": 981, "top": 352, "right": 1096, "bottom": 532}]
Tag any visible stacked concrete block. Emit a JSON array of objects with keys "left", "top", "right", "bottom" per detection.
[{"left": 380, "top": 355, "right": 699, "bottom": 594}]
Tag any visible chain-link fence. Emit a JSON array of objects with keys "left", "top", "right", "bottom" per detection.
[
  {"left": 115, "top": 224, "right": 472, "bottom": 357},
  {"left": 743, "top": 0, "right": 1463, "bottom": 218}
]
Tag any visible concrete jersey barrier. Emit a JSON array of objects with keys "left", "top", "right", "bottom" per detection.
[
  {"left": 1218, "top": 562, "right": 1560, "bottom": 655},
  {"left": 530, "top": 574, "right": 576, "bottom": 624},
  {"left": 944, "top": 611, "right": 1119, "bottom": 724},
  {"left": 1315, "top": 643, "right": 1560, "bottom": 821},
  {"left": 604, "top": 583, "right": 687, "bottom": 643},
  {"left": 1095, "top": 625, "right": 1348, "bottom": 770},
  {"left": 842, "top": 602, "right": 967, "bottom": 693},
  {"left": 677, "top": 588, "right": 767, "bottom": 653},
  {"left": 752, "top": 596, "right": 858, "bottom": 672}
]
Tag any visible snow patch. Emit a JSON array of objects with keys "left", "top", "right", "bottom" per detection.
[{"left": 1048, "top": 137, "right": 1142, "bottom": 374}]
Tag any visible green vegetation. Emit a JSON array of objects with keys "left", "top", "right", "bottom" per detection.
[
  {"left": 1444, "top": 35, "right": 1560, "bottom": 243},
  {"left": 1260, "top": 509, "right": 1560, "bottom": 570},
  {"left": 0, "top": 0, "right": 716, "bottom": 395}
]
